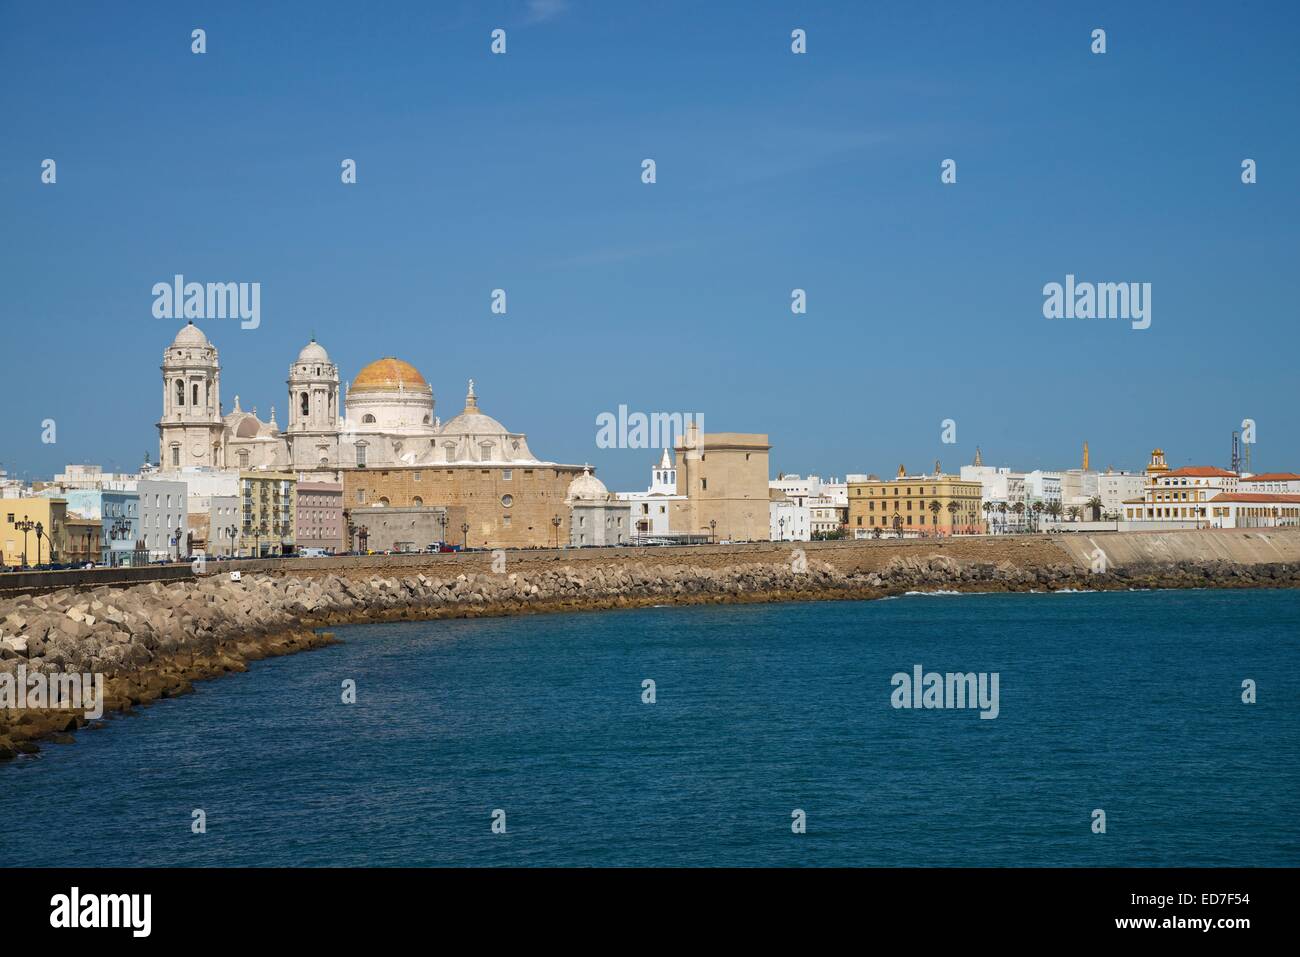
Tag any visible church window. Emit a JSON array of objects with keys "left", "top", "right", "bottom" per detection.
[
  {"left": 412, "top": 496, "right": 423, "bottom": 506},
  {"left": 301, "top": 392, "right": 309, "bottom": 416},
  {"left": 171, "top": 446, "right": 180, "bottom": 467},
  {"left": 356, "top": 443, "right": 368, "bottom": 467},
  {"left": 238, "top": 451, "right": 249, "bottom": 468},
  {"left": 501, "top": 494, "right": 513, "bottom": 507},
  {"left": 362, "top": 414, "right": 376, "bottom": 424},
  {"left": 176, "top": 380, "right": 185, "bottom": 406},
  {"left": 193, "top": 383, "right": 200, "bottom": 406}
]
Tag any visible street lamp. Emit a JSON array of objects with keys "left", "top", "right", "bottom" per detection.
[
  {"left": 709, "top": 519, "right": 716, "bottom": 544},
  {"left": 438, "top": 511, "right": 447, "bottom": 546},
  {"left": 461, "top": 522, "right": 470, "bottom": 551},
  {"left": 34, "top": 521, "right": 45, "bottom": 567},
  {"left": 15, "top": 516, "right": 34, "bottom": 569},
  {"left": 550, "top": 515, "right": 561, "bottom": 548}
]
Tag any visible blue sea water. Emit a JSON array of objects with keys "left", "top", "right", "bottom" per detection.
[{"left": 1, "top": 589, "right": 1297, "bottom": 867}]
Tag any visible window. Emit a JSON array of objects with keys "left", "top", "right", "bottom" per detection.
[
  {"left": 192, "top": 383, "right": 200, "bottom": 406},
  {"left": 362, "top": 414, "right": 376, "bottom": 424},
  {"left": 412, "top": 496, "right": 423, "bottom": 506},
  {"left": 301, "top": 392, "right": 309, "bottom": 416},
  {"left": 355, "top": 443, "right": 367, "bottom": 467},
  {"left": 171, "top": 446, "right": 180, "bottom": 467},
  {"left": 502, "top": 470, "right": 512, "bottom": 481},
  {"left": 500, "top": 494, "right": 513, "bottom": 507},
  {"left": 175, "top": 379, "right": 185, "bottom": 406}
]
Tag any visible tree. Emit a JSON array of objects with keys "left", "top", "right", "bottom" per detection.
[
  {"left": 947, "top": 499, "right": 960, "bottom": 534},
  {"left": 1087, "top": 496, "right": 1103, "bottom": 522},
  {"left": 1068, "top": 505, "right": 1082, "bottom": 522},
  {"left": 928, "top": 499, "right": 941, "bottom": 535},
  {"left": 1046, "top": 501, "right": 1063, "bottom": 525}
]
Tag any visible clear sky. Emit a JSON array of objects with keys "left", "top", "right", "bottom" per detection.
[{"left": 2, "top": 1, "right": 1297, "bottom": 490}]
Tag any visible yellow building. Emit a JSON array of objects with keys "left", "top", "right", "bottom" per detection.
[
  {"left": 848, "top": 465, "right": 985, "bottom": 538},
  {"left": 238, "top": 471, "right": 296, "bottom": 556},
  {"left": 1, "top": 497, "right": 69, "bottom": 567}
]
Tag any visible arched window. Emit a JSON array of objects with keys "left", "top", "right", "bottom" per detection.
[
  {"left": 192, "top": 382, "right": 199, "bottom": 406},
  {"left": 175, "top": 379, "right": 185, "bottom": 406},
  {"left": 362, "top": 414, "right": 376, "bottom": 424},
  {"left": 412, "top": 496, "right": 423, "bottom": 506},
  {"left": 300, "top": 391, "right": 309, "bottom": 416}
]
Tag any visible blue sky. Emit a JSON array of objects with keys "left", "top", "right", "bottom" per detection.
[{"left": 2, "top": 1, "right": 1297, "bottom": 490}]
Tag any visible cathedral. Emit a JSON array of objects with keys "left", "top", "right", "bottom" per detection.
[{"left": 156, "top": 322, "right": 547, "bottom": 478}]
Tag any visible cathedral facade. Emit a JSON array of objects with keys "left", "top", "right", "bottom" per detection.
[{"left": 156, "top": 322, "right": 550, "bottom": 479}]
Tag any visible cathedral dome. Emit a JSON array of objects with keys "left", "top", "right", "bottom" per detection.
[
  {"left": 439, "top": 379, "right": 507, "bottom": 436},
  {"left": 170, "top": 321, "right": 210, "bottom": 349},
  {"left": 297, "top": 339, "right": 330, "bottom": 363},
  {"left": 351, "top": 357, "right": 429, "bottom": 393},
  {"left": 566, "top": 466, "right": 610, "bottom": 503}
]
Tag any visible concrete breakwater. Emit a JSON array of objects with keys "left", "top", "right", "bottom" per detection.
[{"left": 3, "top": 540, "right": 1300, "bottom": 758}]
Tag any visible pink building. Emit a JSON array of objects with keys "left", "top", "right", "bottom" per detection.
[{"left": 296, "top": 481, "right": 344, "bottom": 554}]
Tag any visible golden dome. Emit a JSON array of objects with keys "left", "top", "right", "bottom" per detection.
[{"left": 350, "top": 357, "right": 429, "bottom": 393}]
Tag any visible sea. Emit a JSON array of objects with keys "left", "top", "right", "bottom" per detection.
[{"left": 2, "top": 588, "right": 1297, "bottom": 867}]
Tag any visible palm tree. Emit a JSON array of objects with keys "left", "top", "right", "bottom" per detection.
[
  {"left": 1086, "top": 496, "right": 1103, "bottom": 522},
  {"left": 982, "top": 501, "right": 993, "bottom": 531},
  {"left": 1030, "top": 502, "right": 1043, "bottom": 531},
  {"left": 997, "top": 501, "right": 1008, "bottom": 534},
  {"left": 947, "top": 500, "right": 960, "bottom": 535},
  {"left": 1011, "top": 501, "right": 1025, "bottom": 532},
  {"left": 1046, "top": 501, "right": 1063, "bottom": 526},
  {"left": 1068, "top": 505, "right": 1082, "bottom": 522},
  {"left": 928, "top": 500, "right": 941, "bottom": 535}
]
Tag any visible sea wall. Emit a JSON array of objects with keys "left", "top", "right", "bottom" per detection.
[{"left": 4, "top": 527, "right": 1300, "bottom": 758}]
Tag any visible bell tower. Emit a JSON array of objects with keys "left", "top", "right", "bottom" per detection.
[
  {"left": 286, "top": 338, "right": 341, "bottom": 472},
  {"left": 158, "top": 322, "right": 224, "bottom": 469}
]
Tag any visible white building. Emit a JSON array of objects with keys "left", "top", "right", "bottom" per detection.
[
  {"left": 1097, "top": 471, "right": 1146, "bottom": 517},
  {"left": 1240, "top": 472, "right": 1300, "bottom": 494},
  {"left": 769, "top": 497, "right": 810, "bottom": 541},
  {"left": 1119, "top": 451, "right": 1239, "bottom": 528},
  {"left": 616, "top": 449, "right": 687, "bottom": 540},
  {"left": 961, "top": 453, "right": 1028, "bottom": 533},
  {"left": 565, "top": 468, "right": 630, "bottom": 547}
]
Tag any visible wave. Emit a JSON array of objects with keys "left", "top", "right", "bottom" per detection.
[{"left": 902, "top": 590, "right": 962, "bottom": 597}]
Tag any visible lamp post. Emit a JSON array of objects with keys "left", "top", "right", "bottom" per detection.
[
  {"left": 34, "top": 521, "right": 45, "bottom": 567},
  {"left": 709, "top": 519, "right": 716, "bottom": 544},
  {"left": 438, "top": 511, "right": 447, "bottom": 547},
  {"left": 358, "top": 524, "right": 369, "bottom": 554},
  {"left": 461, "top": 522, "right": 470, "bottom": 551},
  {"left": 551, "top": 515, "right": 561, "bottom": 548},
  {"left": 15, "top": 516, "right": 34, "bottom": 569}
]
